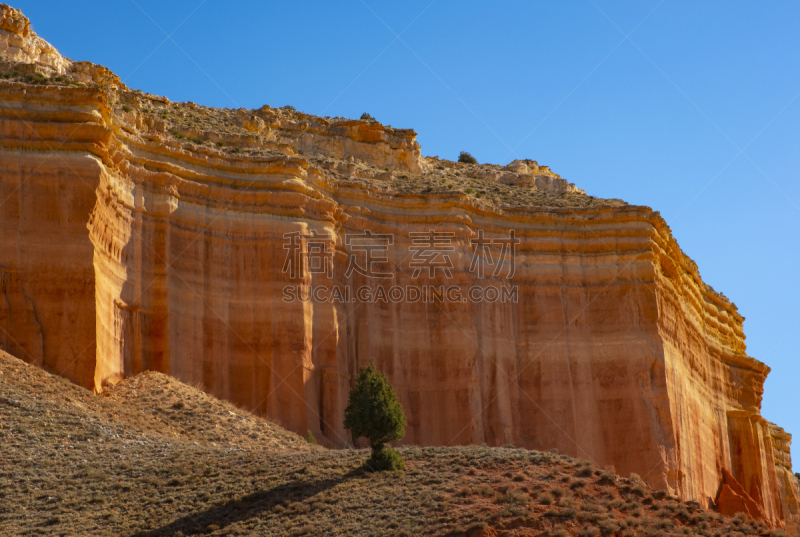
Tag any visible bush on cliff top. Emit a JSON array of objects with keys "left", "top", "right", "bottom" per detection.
[
  {"left": 344, "top": 363, "right": 406, "bottom": 471},
  {"left": 458, "top": 151, "right": 478, "bottom": 164}
]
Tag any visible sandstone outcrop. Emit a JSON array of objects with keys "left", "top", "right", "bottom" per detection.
[
  {"left": 772, "top": 424, "right": 800, "bottom": 533},
  {"left": 0, "top": 6, "right": 796, "bottom": 530},
  {"left": 716, "top": 467, "right": 768, "bottom": 521},
  {"left": 0, "top": 4, "right": 70, "bottom": 74}
]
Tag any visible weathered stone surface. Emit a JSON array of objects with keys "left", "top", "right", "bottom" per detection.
[
  {"left": 715, "top": 467, "right": 768, "bottom": 521},
  {"left": 772, "top": 424, "right": 800, "bottom": 534},
  {"left": 0, "top": 4, "right": 71, "bottom": 74},
  {"left": 0, "top": 6, "right": 796, "bottom": 529}
]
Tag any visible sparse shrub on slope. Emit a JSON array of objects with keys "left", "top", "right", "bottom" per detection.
[
  {"left": 305, "top": 429, "right": 317, "bottom": 444},
  {"left": 360, "top": 112, "right": 375, "bottom": 121},
  {"left": 458, "top": 151, "right": 477, "bottom": 164},
  {"left": 344, "top": 363, "right": 406, "bottom": 471}
]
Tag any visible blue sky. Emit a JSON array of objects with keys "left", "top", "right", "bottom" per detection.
[{"left": 20, "top": 1, "right": 799, "bottom": 460}]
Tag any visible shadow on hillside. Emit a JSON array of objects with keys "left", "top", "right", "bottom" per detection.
[{"left": 135, "top": 468, "right": 365, "bottom": 536}]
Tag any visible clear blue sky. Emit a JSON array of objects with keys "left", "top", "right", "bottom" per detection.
[{"left": 20, "top": 1, "right": 800, "bottom": 461}]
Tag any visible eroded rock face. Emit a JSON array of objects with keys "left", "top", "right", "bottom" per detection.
[
  {"left": 0, "top": 4, "right": 71, "bottom": 74},
  {"left": 0, "top": 6, "right": 797, "bottom": 529},
  {"left": 771, "top": 424, "right": 800, "bottom": 534},
  {"left": 716, "top": 468, "right": 768, "bottom": 521}
]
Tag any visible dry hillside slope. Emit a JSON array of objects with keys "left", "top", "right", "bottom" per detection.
[{"left": 2, "top": 350, "right": 795, "bottom": 537}]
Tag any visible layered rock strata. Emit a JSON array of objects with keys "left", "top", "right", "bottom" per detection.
[
  {"left": 771, "top": 424, "right": 800, "bottom": 534},
  {"left": 0, "top": 5, "right": 796, "bottom": 530}
]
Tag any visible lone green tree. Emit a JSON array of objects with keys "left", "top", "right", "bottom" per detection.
[{"left": 344, "top": 363, "right": 406, "bottom": 471}]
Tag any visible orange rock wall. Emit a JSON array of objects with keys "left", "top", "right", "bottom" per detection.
[
  {"left": 651, "top": 217, "right": 789, "bottom": 524},
  {"left": 0, "top": 81, "right": 797, "bottom": 528},
  {"left": 771, "top": 424, "right": 800, "bottom": 534},
  {"left": 0, "top": 86, "right": 105, "bottom": 385}
]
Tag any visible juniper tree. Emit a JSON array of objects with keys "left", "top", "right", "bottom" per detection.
[{"left": 343, "top": 363, "right": 406, "bottom": 471}]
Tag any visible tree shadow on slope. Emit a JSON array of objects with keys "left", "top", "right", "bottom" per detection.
[{"left": 135, "top": 468, "right": 365, "bottom": 537}]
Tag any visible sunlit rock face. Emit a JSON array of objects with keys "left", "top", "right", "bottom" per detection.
[
  {"left": 0, "top": 5, "right": 797, "bottom": 529},
  {"left": 0, "top": 4, "right": 71, "bottom": 74}
]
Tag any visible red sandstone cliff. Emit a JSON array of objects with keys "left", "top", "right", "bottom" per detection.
[{"left": 0, "top": 5, "right": 796, "bottom": 531}]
